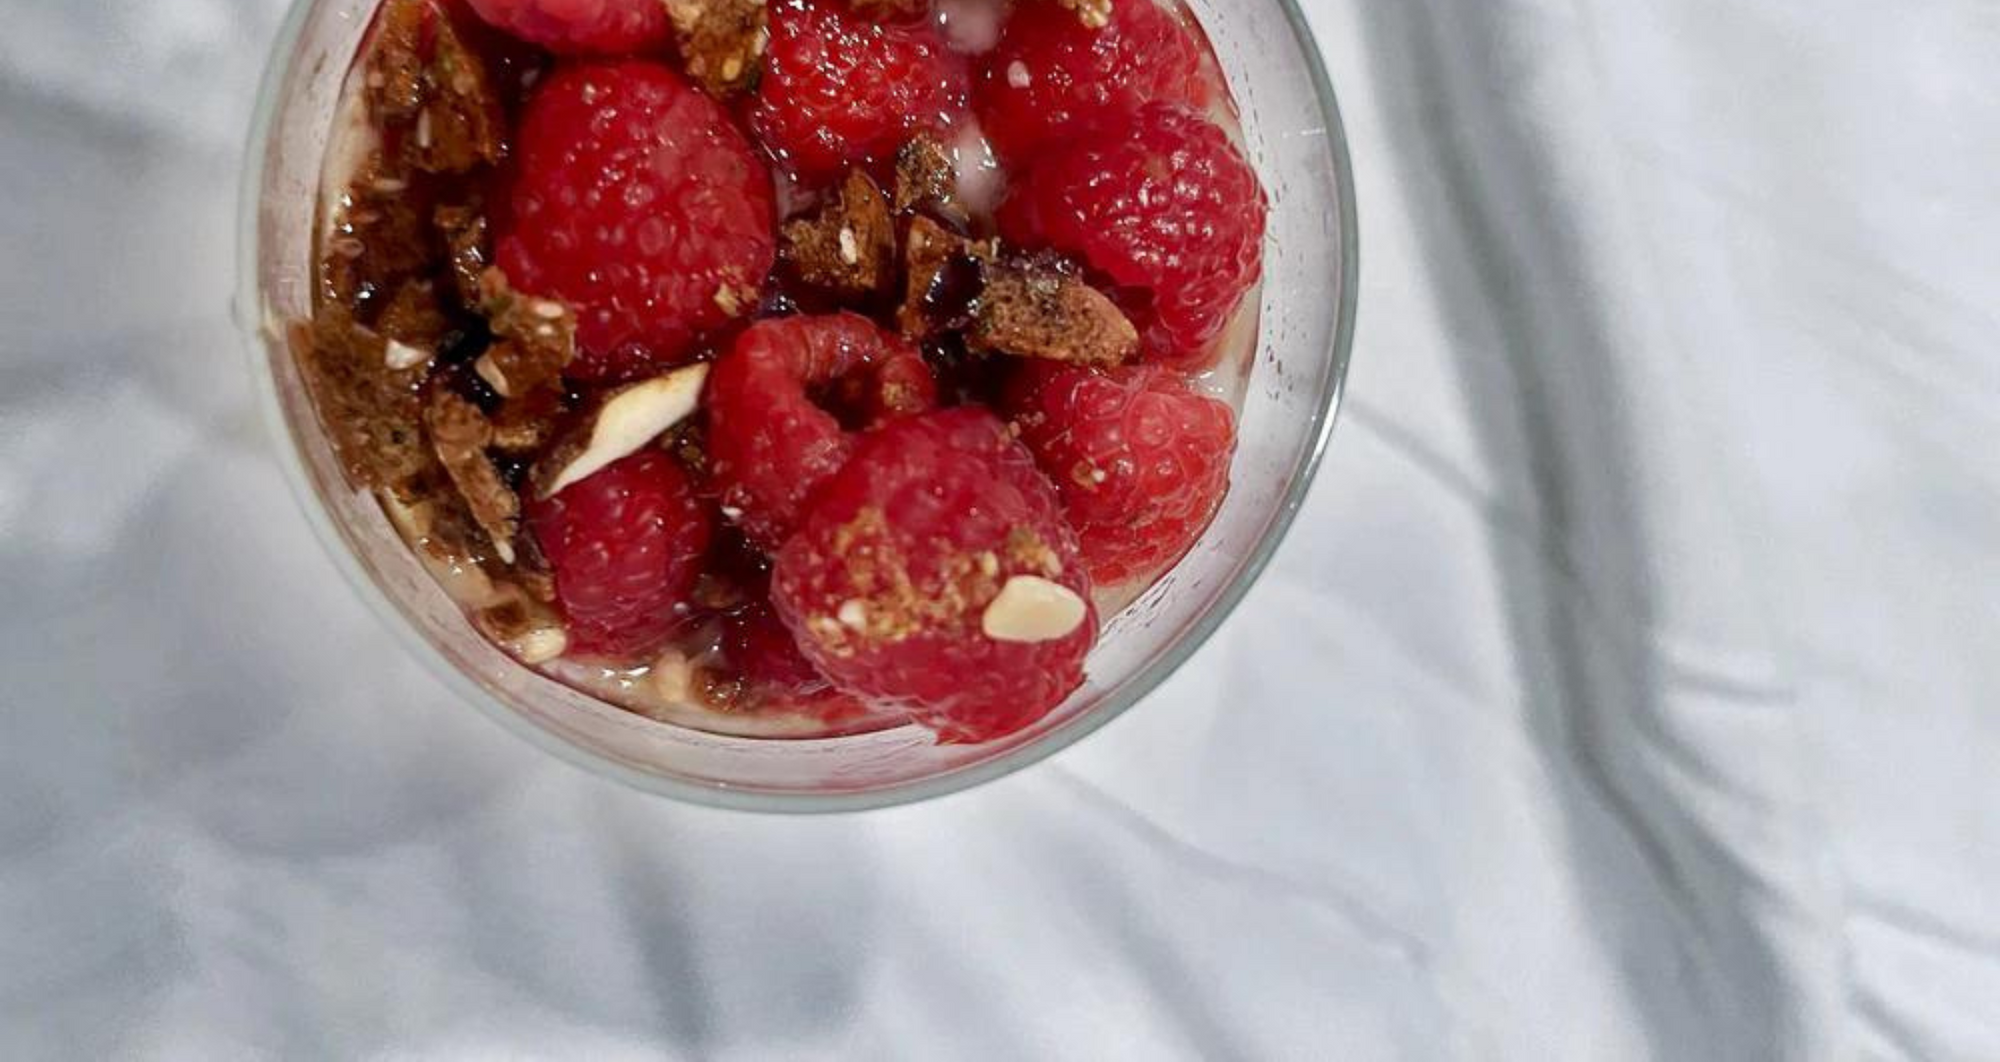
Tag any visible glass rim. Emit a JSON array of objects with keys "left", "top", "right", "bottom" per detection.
[{"left": 234, "top": 0, "right": 1359, "bottom": 814}]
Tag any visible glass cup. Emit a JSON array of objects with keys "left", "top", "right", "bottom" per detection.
[{"left": 236, "top": 0, "right": 1358, "bottom": 811}]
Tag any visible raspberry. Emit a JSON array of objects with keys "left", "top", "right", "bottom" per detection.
[
  {"left": 997, "top": 102, "right": 1265, "bottom": 366},
  {"left": 462, "top": 0, "right": 671, "bottom": 54},
  {"left": 527, "top": 451, "right": 714, "bottom": 659},
  {"left": 771, "top": 408, "right": 1096, "bottom": 743},
  {"left": 975, "top": 0, "right": 1206, "bottom": 163},
  {"left": 723, "top": 600, "right": 868, "bottom": 723},
  {"left": 704, "top": 313, "right": 937, "bottom": 550},
  {"left": 1005, "top": 361, "right": 1234, "bottom": 584},
  {"left": 751, "top": 0, "right": 970, "bottom": 185},
  {"left": 498, "top": 60, "right": 776, "bottom": 381}
]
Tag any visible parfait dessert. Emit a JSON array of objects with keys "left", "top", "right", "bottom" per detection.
[{"left": 296, "top": 0, "right": 1267, "bottom": 743}]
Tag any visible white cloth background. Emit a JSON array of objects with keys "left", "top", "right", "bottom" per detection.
[{"left": 2, "top": 0, "right": 1996, "bottom": 1058}]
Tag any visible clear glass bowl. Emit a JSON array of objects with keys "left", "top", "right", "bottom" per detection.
[{"left": 235, "top": 0, "right": 1358, "bottom": 812}]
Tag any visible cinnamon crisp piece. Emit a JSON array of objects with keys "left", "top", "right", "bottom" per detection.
[
  {"left": 434, "top": 204, "right": 491, "bottom": 308},
  {"left": 780, "top": 170, "right": 896, "bottom": 299},
  {"left": 376, "top": 279, "right": 450, "bottom": 354},
  {"left": 323, "top": 153, "right": 435, "bottom": 316},
  {"left": 970, "top": 259, "right": 1138, "bottom": 366},
  {"left": 893, "top": 133, "right": 956, "bottom": 214},
  {"left": 896, "top": 215, "right": 995, "bottom": 338},
  {"left": 295, "top": 308, "right": 435, "bottom": 493},
  {"left": 489, "top": 386, "right": 567, "bottom": 454},
  {"left": 664, "top": 0, "right": 769, "bottom": 97},
  {"left": 477, "top": 269, "right": 575, "bottom": 398},
  {"left": 425, "top": 388, "right": 521, "bottom": 564},
  {"left": 366, "top": 0, "right": 505, "bottom": 174}
]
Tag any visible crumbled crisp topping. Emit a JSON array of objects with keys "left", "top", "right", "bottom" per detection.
[
  {"left": 376, "top": 279, "right": 450, "bottom": 351},
  {"left": 366, "top": 0, "right": 505, "bottom": 174},
  {"left": 969, "top": 258, "right": 1138, "bottom": 366},
  {"left": 323, "top": 153, "right": 435, "bottom": 318},
  {"left": 434, "top": 204, "right": 490, "bottom": 308},
  {"left": 477, "top": 268, "right": 575, "bottom": 398},
  {"left": 893, "top": 132, "right": 956, "bottom": 214},
  {"left": 802, "top": 505, "right": 1041, "bottom": 657},
  {"left": 489, "top": 386, "right": 567, "bottom": 454},
  {"left": 664, "top": 0, "right": 769, "bottom": 97},
  {"left": 781, "top": 170, "right": 896, "bottom": 299},
  {"left": 294, "top": 309, "right": 435, "bottom": 493},
  {"left": 425, "top": 387, "right": 521, "bottom": 564},
  {"left": 896, "top": 215, "right": 995, "bottom": 338}
]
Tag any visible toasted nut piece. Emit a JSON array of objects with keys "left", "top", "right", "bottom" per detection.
[
  {"left": 665, "top": 0, "right": 769, "bottom": 97},
  {"left": 425, "top": 388, "right": 522, "bottom": 564},
  {"left": 538, "top": 363, "right": 710, "bottom": 498},
  {"left": 970, "top": 260, "right": 1138, "bottom": 366},
  {"left": 781, "top": 170, "right": 896, "bottom": 299},
  {"left": 981, "top": 575, "right": 1089, "bottom": 643}
]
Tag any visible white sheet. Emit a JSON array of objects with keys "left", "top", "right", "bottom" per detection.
[{"left": 3, "top": 0, "right": 1996, "bottom": 1057}]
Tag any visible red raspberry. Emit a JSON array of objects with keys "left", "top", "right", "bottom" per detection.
[
  {"left": 527, "top": 451, "right": 715, "bottom": 659},
  {"left": 704, "top": 313, "right": 937, "bottom": 551},
  {"left": 771, "top": 408, "right": 1096, "bottom": 743},
  {"left": 1005, "top": 361, "right": 1235, "bottom": 584},
  {"left": 751, "top": 0, "right": 970, "bottom": 185},
  {"left": 723, "top": 600, "right": 868, "bottom": 723},
  {"left": 498, "top": 60, "right": 776, "bottom": 381},
  {"left": 997, "top": 102, "right": 1265, "bottom": 366},
  {"left": 462, "top": 0, "right": 670, "bottom": 54},
  {"left": 975, "top": 0, "right": 1206, "bottom": 164}
]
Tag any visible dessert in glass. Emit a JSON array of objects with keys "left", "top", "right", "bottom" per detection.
[{"left": 241, "top": 0, "right": 1355, "bottom": 808}]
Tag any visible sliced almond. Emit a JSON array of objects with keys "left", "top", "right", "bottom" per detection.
[
  {"left": 651, "top": 650, "right": 696, "bottom": 703},
  {"left": 475, "top": 595, "right": 568, "bottom": 664},
  {"left": 384, "top": 338, "right": 430, "bottom": 370},
  {"left": 540, "top": 363, "right": 710, "bottom": 498},
  {"left": 981, "top": 575, "right": 1088, "bottom": 643}
]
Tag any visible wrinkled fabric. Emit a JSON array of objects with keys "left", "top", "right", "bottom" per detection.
[{"left": 2, "top": 0, "right": 1997, "bottom": 1058}]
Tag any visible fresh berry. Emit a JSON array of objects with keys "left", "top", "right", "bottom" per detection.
[
  {"left": 751, "top": 0, "right": 970, "bottom": 185},
  {"left": 462, "top": 0, "right": 671, "bottom": 54},
  {"left": 724, "top": 599, "right": 868, "bottom": 722},
  {"left": 1005, "top": 361, "right": 1234, "bottom": 584},
  {"left": 704, "top": 313, "right": 937, "bottom": 550},
  {"left": 527, "top": 451, "right": 715, "bottom": 659},
  {"left": 998, "top": 102, "right": 1265, "bottom": 366},
  {"left": 771, "top": 408, "right": 1095, "bottom": 743},
  {"left": 975, "top": 0, "right": 1206, "bottom": 163},
  {"left": 498, "top": 60, "right": 776, "bottom": 381}
]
